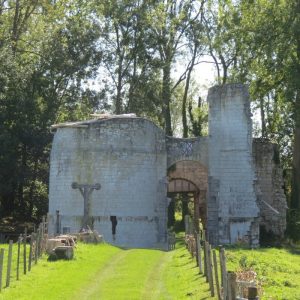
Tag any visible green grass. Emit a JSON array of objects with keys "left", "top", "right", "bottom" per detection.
[
  {"left": 0, "top": 240, "right": 214, "bottom": 300},
  {"left": 226, "top": 247, "right": 300, "bottom": 300},
  {"left": 2, "top": 239, "right": 300, "bottom": 300}
]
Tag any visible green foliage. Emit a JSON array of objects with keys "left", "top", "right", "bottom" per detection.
[
  {"left": 286, "top": 210, "right": 300, "bottom": 241},
  {"left": 0, "top": 0, "right": 106, "bottom": 220}
]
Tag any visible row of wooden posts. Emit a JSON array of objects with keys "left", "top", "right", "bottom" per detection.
[
  {"left": 0, "top": 217, "right": 48, "bottom": 291},
  {"left": 185, "top": 231, "right": 259, "bottom": 300}
]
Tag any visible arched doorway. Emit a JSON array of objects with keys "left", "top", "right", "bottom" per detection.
[{"left": 167, "top": 160, "right": 208, "bottom": 232}]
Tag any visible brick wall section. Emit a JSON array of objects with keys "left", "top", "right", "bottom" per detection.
[
  {"left": 48, "top": 118, "right": 168, "bottom": 249},
  {"left": 253, "top": 139, "right": 287, "bottom": 237},
  {"left": 207, "top": 84, "right": 260, "bottom": 246},
  {"left": 167, "top": 160, "right": 208, "bottom": 192}
]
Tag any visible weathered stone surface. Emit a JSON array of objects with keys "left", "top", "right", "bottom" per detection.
[
  {"left": 48, "top": 84, "right": 287, "bottom": 248},
  {"left": 48, "top": 118, "right": 168, "bottom": 249},
  {"left": 253, "top": 139, "right": 287, "bottom": 238},
  {"left": 207, "top": 84, "right": 260, "bottom": 246}
]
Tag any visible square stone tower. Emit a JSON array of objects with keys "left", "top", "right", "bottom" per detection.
[{"left": 207, "top": 84, "right": 260, "bottom": 246}]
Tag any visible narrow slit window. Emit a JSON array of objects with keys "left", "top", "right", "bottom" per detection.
[{"left": 110, "top": 216, "right": 117, "bottom": 240}]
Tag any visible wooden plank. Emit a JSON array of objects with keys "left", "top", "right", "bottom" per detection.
[
  {"left": 23, "top": 229, "right": 27, "bottom": 275},
  {"left": 0, "top": 248, "right": 5, "bottom": 291},
  {"left": 203, "top": 241, "right": 208, "bottom": 280},
  {"left": 28, "top": 234, "right": 33, "bottom": 271},
  {"left": 196, "top": 234, "right": 203, "bottom": 274},
  {"left": 17, "top": 236, "right": 21, "bottom": 280},
  {"left": 35, "top": 230, "right": 39, "bottom": 264},
  {"left": 38, "top": 224, "right": 42, "bottom": 257},
  {"left": 207, "top": 244, "right": 215, "bottom": 297},
  {"left": 227, "top": 271, "right": 236, "bottom": 300},
  {"left": 220, "top": 248, "right": 228, "bottom": 299},
  {"left": 213, "top": 249, "right": 221, "bottom": 300},
  {"left": 6, "top": 240, "right": 13, "bottom": 287}
]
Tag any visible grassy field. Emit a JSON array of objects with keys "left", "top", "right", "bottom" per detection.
[
  {"left": 0, "top": 240, "right": 214, "bottom": 300},
  {"left": 226, "top": 247, "right": 300, "bottom": 300},
  {"left": 1, "top": 238, "right": 300, "bottom": 300}
]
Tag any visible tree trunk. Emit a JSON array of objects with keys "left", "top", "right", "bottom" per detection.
[
  {"left": 115, "top": 60, "right": 123, "bottom": 114},
  {"left": 162, "top": 60, "right": 173, "bottom": 136},
  {"left": 182, "top": 43, "right": 197, "bottom": 138},
  {"left": 18, "top": 144, "right": 27, "bottom": 212},
  {"left": 260, "top": 97, "right": 267, "bottom": 138}
]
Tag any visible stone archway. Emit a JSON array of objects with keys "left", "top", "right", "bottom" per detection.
[{"left": 167, "top": 160, "right": 208, "bottom": 230}]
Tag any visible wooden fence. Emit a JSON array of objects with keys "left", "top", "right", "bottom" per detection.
[
  {"left": 0, "top": 216, "right": 48, "bottom": 291},
  {"left": 184, "top": 219, "right": 259, "bottom": 300}
]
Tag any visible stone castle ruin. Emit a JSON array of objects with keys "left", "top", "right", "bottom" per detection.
[{"left": 48, "top": 84, "right": 287, "bottom": 249}]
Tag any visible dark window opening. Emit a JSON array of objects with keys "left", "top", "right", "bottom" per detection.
[{"left": 110, "top": 216, "right": 117, "bottom": 240}]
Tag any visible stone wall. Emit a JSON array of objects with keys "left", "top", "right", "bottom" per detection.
[
  {"left": 166, "top": 137, "right": 208, "bottom": 168},
  {"left": 207, "top": 84, "right": 260, "bottom": 246},
  {"left": 48, "top": 117, "right": 168, "bottom": 249},
  {"left": 47, "top": 84, "right": 288, "bottom": 249},
  {"left": 253, "top": 139, "right": 287, "bottom": 238}
]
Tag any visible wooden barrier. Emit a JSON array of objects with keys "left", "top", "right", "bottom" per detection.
[
  {"left": 17, "top": 236, "right": 21, "bottom": 280},
  {"left": 0, "top": 216, "right": 49, "bottom": 293},
  {"left": 23, "top": 229, "right": 27, "bottom": 275},
  {"left": 196, "top": 233, "right": 203, "bottom": 274},
  {"left": 6, "top": 240, "right": 13, "bottom": 288},
  {"left": 207, "top": 244, "right": 215, "bottom": 297},
  {"left": 0, "top": 248, "right": 4, "bottom": 291},
  {"left": 220, "top": 248, "right": 228, "bottom": 299},
  {"left": 184, "top": 228, "right": 260, "bottom": 300},
  {"left": 213, "top": 249, "right": 221, "bottom": 300},
  {"left": 28, "top": 234, "right": 33, "bottom": 272}
]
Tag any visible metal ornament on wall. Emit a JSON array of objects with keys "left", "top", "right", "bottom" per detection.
[{"left": 180, "top": 141, "right": 193, "bottom": 156}]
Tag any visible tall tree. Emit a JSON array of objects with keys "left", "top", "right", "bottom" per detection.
[
  {"left": 147, "top": 0, "right": 200, "bottom": 136},
  {"left": 0, "top": 0, "right": 105, "bottom": 219}
]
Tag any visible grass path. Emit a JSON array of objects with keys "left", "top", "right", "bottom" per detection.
[
  {"left": 0, "top": 240, "right": 214, "bottom": 300},
  {"left": 141, "top": 250, "right": 173, "bottom": 300},
  {"left": 75, "top": 240, "right": 214, "bottom": 300}
]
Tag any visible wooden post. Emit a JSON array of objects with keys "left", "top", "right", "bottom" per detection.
[
  {"left": 196, "top": 234, "right": 203, "bottom": 274},
  {"left": 42, "top": 216, "right": 46, "bottom": 253},
  {"left": 37, "top": 225, "right": 41, "bottom": 258},
  {"left": 220, "top": 248, "right": 227, "bottom": 299},
  {"left": 203, "top": 241, "right": 208, "bottom": 280},
  {"left": 23, "top": 228, "right": 27, "bottom": 275},
  {"left": 227, "top": 271, "right": 236, "bottom": 300},
  {"left": 248, "top": 287, "right": 258, "bottom": 300},
  {"left": 0, "top": 248, "right": 4, "bottom": 291},
  {"left": 207, "top": 244, "right": 215, "bottom": 297},
  {"left": 35, "top": 230, "right": 39, "bottom": 264},
  {"left": 17, "top": 235, "right": 21, "bottom": 280},
  {"left": 213, "top": 249, "right": 221, "bottom": 300},
  {"left": 6, "top": 240, "right": 13, "bottom": 287},
  {"left": 28, "top": 234, "right": 33, "bottom": 272},
  {"left": 39, "top": 223, "right": 43, "bottom": 257}
]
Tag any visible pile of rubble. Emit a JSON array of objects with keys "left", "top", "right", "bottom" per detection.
[
  {"left": 77, "top": 228, "right": 103, "bottom": 244},
  {"left": 46, "top": 228, "right": 103, "bottom": 260},
  {"left": 46, "top": 235, "right": 76, "bottom": 260}
]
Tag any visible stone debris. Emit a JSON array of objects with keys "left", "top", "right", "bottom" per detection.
[
  {"left": 76, "top": 228, "right": 103, "bottom": 244},
  {"left": 46, "top": 234, "right": 77, "bottom": 259},
  {"left": 54, "top": 246, "right": 74, "bottom": 260}
]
